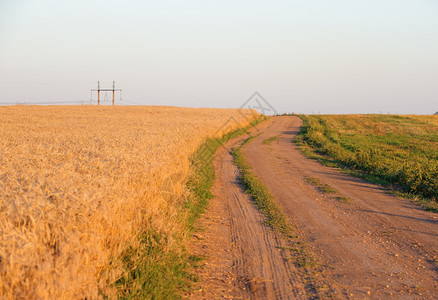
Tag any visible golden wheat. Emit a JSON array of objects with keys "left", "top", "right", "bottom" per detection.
[{"left": 0, "top": 105, "right": 257, "bottom": 299}]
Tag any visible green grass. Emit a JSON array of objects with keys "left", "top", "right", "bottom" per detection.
[
  {"left": 334, "top": 196, "right": 350, "bottom": 204},
  {"left": 262, "top": 135, "right": 279, "bottom": 145},
  {"left": 112, "top": 231, "right": 191, "bottom": 299},
  {"left": 319, "top": 185, "right": 337, "bottom": 194},
  {"left": 276, "top": 113, "right": 298, "bottom": 116},
  {"left": 232, "top": 136, "right": 292, "bottom": 235},
  {"left": 305, "top": 177, "right": 337, "bottom": 194},
  {"left": 296, "top": 114, "right": 438, "bottom": 210},
  {"left": 186, "top": 123, "right": 260, "bottom": 230},
  {"left": 112, "top": 115, "right": 269, "bottom": 299},
  {"left": 304, "top": 177, "right": 350, "bottom": 203}
]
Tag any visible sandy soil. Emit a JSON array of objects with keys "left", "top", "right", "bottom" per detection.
[{"left": 189, "top": 116, "right": 438, "bottom": 299}]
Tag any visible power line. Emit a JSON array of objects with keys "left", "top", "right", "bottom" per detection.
[
  {"left": 90, "top": 81, "right": 122, "bottom": 105},
  {"left": 0, "top": 82, "right": 95, "bottom": 85},
  {"left": 118, "top": 99, "right": 144, "bottom": 105},
  {"left": 0, "top": 100, "right": 88, "bottom": 106}
]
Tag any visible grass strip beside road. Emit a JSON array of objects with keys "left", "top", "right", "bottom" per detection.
[
  {"left": 113, "top": 115, "right": 268, "bottom": 299},
  {"left": 232, "top": 135, "right": 292, "bottom": 235},
  {"left": 187, "top": 116, "right": 268, "bottom": 231},
  {"left": 231, "top": 131, "right": 334, "bottom": 298}
]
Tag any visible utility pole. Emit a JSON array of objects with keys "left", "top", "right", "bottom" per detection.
[
  {"left": 112, "top": 81, "right": 115, "bottom": 106},
  {"left": 91, "top": 81, "right": 122, "bottom": 105},
  {"left": 98, "top": 81, "right": 101, "bottom": 105}
]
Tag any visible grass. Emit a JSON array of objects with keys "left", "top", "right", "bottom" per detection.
[
  {"left": 112, "top": 231, "right": 191, "bottom": 299},
  {"left": 232, "top": 136, "right": 292, "bottom": 235},
  {"left": 296, "top": 114, "right": 438, "bottom": 211},
  {"left": 262, "top": 135, "right": 278, "bottom": 145},
  {"left": 319, "top": 185, "right": 337, "bottom": 194},
  {"left": 305, "top": 177, "right": 336, "bottom": 194},
  {"left": 0, "top": 106, "right": 260, "bottom": 299},
  {"left": 304, "top": 177, "right": 350, "bottom": 203},
  {"left": 334, "top": 196, "right": 350, "bottom": 203},
  {"left": 186, "top": 117, "right": 267, "bottom": 231}
]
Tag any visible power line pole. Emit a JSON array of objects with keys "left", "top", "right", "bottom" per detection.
[
  {"left": 112, "top": 81, "right": 115, "bottom": 106},
  {"left": 91, "top": 81, "right": 122, "bottom": 105}
]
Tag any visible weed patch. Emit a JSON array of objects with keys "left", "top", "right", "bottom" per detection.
[{"left": 305, "top": 176, "right": 350, "bottom": 202}]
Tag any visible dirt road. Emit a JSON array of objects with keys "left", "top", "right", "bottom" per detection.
[{"left": 189, "top": 116, "right": 438, "bottom": 299}]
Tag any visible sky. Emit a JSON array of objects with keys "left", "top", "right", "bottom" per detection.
[{"left": 0, "top": 0, "right": 437, "bottom": 114}]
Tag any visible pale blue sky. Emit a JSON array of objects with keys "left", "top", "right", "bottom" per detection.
[{"left": 0, "top": 0, "right": 437, "bottom": 114}]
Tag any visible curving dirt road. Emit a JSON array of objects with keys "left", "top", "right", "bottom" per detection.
[
  {"left": 189, "top": 116, "right": 438, "bottom": 299},
  {"left": 189, "top": 119, "right": 308, "bottom": 299}
]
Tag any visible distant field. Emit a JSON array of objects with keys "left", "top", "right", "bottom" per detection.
[
  {"left": 0, "top": 106, "right": 257, "bottom": 299},
  {"left": 297, "top": 115, "right": 438, "bottom": 205}
]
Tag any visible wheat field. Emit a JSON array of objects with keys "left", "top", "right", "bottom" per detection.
[{"left": 0, "top": 105, "right": 257, "bottom": 299}]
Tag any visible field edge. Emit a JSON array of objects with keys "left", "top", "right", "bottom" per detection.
[{"left": 109, "top": 114, "right": 268, "bottom": 299}]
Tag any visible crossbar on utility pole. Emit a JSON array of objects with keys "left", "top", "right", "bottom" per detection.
[{"left": 91, "top": 81, "right": 122, "bottom": 105}]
